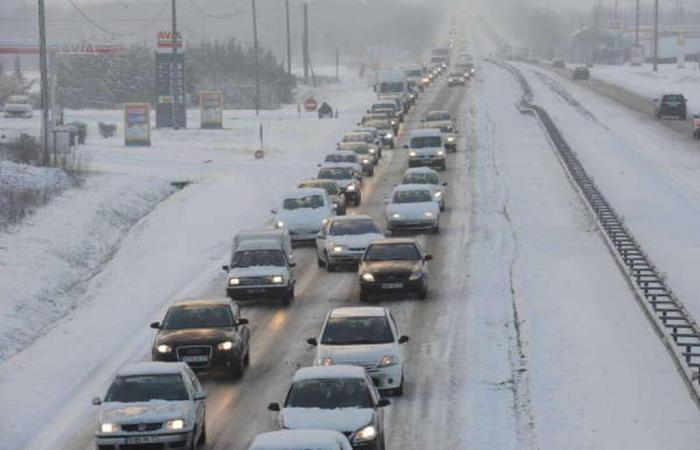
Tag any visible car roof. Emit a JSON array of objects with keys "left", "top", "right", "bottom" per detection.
[
  {"left": 343, "top": 131, "right": 370, "bottom": 137},
  {"left": 354, "top": 127, "right": 377, "bottom": 132},
  {"left": 293, "top": 365, "right": 366, "bottom": 382},
  {"left": 426, "top": 110, "right": 449, "bottom": 115},
  {"left": 171, "top": 298, "right": 232, "bottom": 308},
  {"left": 404, "top": 167, "right": 439, "bottom": 175},
  {"left": 299, "top": 179, "right": 339, "bottom": 187},
  {"left": 331, "top": 150, "right": 358, "bottom": 157},
  {"left": 368, "top": 238, "right": 418, "bottom": 246},
  {"left": 117, "top": 362, "right": 185, "bottom": 377},
  {"left": 236, "top": 239, "right": 283, "bottom": 251},
  {"left": 250, "top": 430, "right": 350, "bottom": 449},
  {"left": 409, "top": 128, "right": 442, "bottom": 137},
  {"left": 393, "top": 183, "right": 433, "bottom": 193},
  {"left": 329, "top": 307, "right": 386, "bottom": 319},
  {"left": 285, "top": 187, "right": 327, "bottom": 198},
  {"left": 328, "top": 214, "right": 375, "bottom": 224},
  {"left": 320, "top": 162, "right": 357, "bottom": 169}
]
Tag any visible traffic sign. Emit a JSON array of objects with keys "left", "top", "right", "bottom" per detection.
[{"left": 304, "top": 97, "right": 318, "bottom": 112}]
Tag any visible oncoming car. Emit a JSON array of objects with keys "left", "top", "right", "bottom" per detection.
[
  {"left": 385, "top": 184, "right": 441, "bottom": 234},
  {"left": 299, "top": 179, "right": 347, "bottom": 215},
  {"left": 316, "top": 215, "right": 384, "bottom": 271},
  {"left": 272, "top": 188, "right": 335, "bottom": 241},
  {"left": 317, "top": 164, "right": 362, "bottom": 206},
  {"left": 249, "top": 430, "right": 353, "bottom": 450},
  {"left": 92, "top": 362, "right": 207, "bottom": 450},
  {"left": 400, "top": 167, "right": 447, "bottom": 211},
  {"left": 307, "top": 307, "right": 409, "bottom": 395},
  {"left": 405, "top": 129, "right": 445, "bottom": 170}
]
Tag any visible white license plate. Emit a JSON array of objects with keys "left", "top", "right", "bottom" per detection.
[
  {"left": 381, "top": 282, "right": 403, "bottom": 289},
  {"left": 182, "top": 355, "right": 208, "bottom": 362},
  {"left": 126, "top": 435, "right": 156, "bottom": 444}
]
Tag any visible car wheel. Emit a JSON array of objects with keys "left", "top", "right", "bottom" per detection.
[
  {"left": 327, "top": 262, "right": 336, "bottom": 272},
  {"left": 198, "top": 421, "right": 207, "bottom": 445},
  {"left": 359, "top": 290, "right": 369, "bottom": 302},
  {"left": 317, "top": 256, "right": 326, "bottom": 268},
  {"left": 433, "top": 221, "right": 440, "bottom": 234},
  {"left": 440, "top": 202, "right": 445, "bottom": 212},
  {"left": 418, "top": 285, "right": 428, "bottom": 300},
  {"left": 244, "top": 348, "right": 250, "bottom": 366},
  {"left": 230, "top": 356, "right": 245, "bottom": 378},
  {"left": 282, "top": 286, "right": 293, "bottom": 307},
  {"left": 394, "top": 377, "right": 404, "bottom": 396}
]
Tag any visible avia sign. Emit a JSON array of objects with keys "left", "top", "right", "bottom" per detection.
[{"left": 0, "top": 40, "right": 124, "bottom": 55}]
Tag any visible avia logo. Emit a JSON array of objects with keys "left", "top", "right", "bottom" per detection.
[
  {"left": 157, "top": 31, "right": 182, "bottom": 41},
  {"left": 59, "top": 42, "right": 96, "bottom": 53}
]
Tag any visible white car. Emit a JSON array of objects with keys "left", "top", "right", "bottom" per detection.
[
  {"left": 249, "top": 430, "right": 353, "bottom": 450},
  {"left": 405, "top": 129, "right": 446, "bottom": 170},
  {"left": 307, "top": 307, "right": 409, "bottom": 395},
  {"left": 268, "top": 365, "right": 390, "bottom": 450},
  {"left": 422, "top": 120, "right": 457, "bottom": 151},
  {"left": 337, "top": 142, "right": 376, "bottom": 174},
  {"left": 401, "top": 167, "right": 447, "bottom": 211},
  {"left": 386, "top": 184, "right": 440, "bottom": 233},
  {"left": 316, "top": 215, "right": 384, "bottom": 271},
  {"left": 317, "top": 163, "right": 362, "bottom": 206},
  {"left": 273, "top": 188, "right": 335, "bottom": 241},
  {"left": 92, "top": 362, "right": 206, "bottom": 449}
]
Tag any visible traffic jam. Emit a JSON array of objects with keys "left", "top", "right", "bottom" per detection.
[{"left": 90, "top": 44, "right": 474, "bottom": 450}]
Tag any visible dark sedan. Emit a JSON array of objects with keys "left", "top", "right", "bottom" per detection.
[
  {"left": 358, "top": 239, "right": 432, "bottom": 302},
  {"left": 151, "top": 299, "right": 250, "bottom": 378}
]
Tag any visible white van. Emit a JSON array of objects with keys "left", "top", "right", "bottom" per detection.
[{"left": 231, "top": 228, "right": 293, "bottom": 264}]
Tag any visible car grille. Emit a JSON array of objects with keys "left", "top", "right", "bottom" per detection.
[
  {"left": 121, "top": 445, "right": 165, "bottom": 450},
  {"left": 238, "top": 276, "right": 274, "bottom": 286},
  {"left": 176, "top": 345, "right": 212, "bottom": 368},
  {"left": 348, "top": 247, "right": 366, "bottom": 252},
  {"left": 374, "top": 272, "right": 410, "bottom": 283},
  {"left": 121, "top": 423, "right": 162, "bottom": 432}
]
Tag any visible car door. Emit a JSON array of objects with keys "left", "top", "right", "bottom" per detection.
[
  {"left": 316, "top": 222, "right": 329, "bottom": 260},
  {"left": 416, "top": 242, "right": 429, "bottom": 280},
  {"left": 183, "top": 367, "right": 206, "bottom": 432},
  {"left": 230, "top": 303, "right": 249, "bottom": 357},
  {"left": 387, "top": 311, "right": 403, "bottom": 362}
]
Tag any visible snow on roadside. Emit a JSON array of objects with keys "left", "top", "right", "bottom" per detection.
[{"left": 0, "top": 160, "right": 71, "bottom": 194}]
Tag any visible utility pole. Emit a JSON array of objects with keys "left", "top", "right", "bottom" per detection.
[
  {"left": 635, "top": 0, "right": 640, "bottom": 46},
  {"left": 252, "top": 0, "right": 260, "bottom": 115},
  {"left": 37, "top": 0, "right": 50, "bottom": 165},
  {"left": 170, "top": 0, "right": 179, "bottom": 128},
  {"left": 302, "top": 2, "right": 309, "bottom": 84},
  {"left": 653, "top": 0, "right": 659, "bottom": 71},
  {"left": 285, "top": 0, "right": 291, "bottom": 75},
  {"left": 335, "top": 48, "right": 339, "bottom": 81}
]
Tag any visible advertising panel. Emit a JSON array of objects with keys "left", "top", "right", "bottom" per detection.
[
  {"left": 200, "top": 91, "right": 224, "bottom": 129},
  {"left": 124, "top": 103, "right": 151, "bottom": 147}
]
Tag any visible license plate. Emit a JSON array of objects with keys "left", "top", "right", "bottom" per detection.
[
  {"left": 126, "top": 436, "right": 156, "bottom": 444},
  {"left": 182, "top": 355, "right": 208, "bottom": 362},
  {"left": 381, "top": 282, "right": 403, "bottom": 289}
]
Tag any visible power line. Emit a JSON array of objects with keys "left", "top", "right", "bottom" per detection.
[{"left": 63, "top": 0, "right": 170, "bottom": 37}]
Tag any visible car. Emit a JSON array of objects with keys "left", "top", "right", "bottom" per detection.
[
  {"left": 358, "top": 238, "right": 432, "bottom": 301},
  {"left": 422, "top": 120, "right": 457, "bottom": 151},
  {"left": 316, "top": 215, "right": 384, "bottom": 271},
  {"left": 268, "top": 365, "right": 390, "bottom": 450},
  {"left": 655, "top": 93, "right": 687, "bottom": 120},
  {"left": 92, "top": 362, "right": 207, "bottom": 450},
  {"left": 273, "top": 188, "right": 336, "bottom": 241},
  {"left": 337, "top": 142, "right": 377, "bottom": 175},
  {"left": 341, "top": 131, "right": 382, "bottom": 158},
  {"left": 363, "top": 119, "right": 395, "bottom": 148},
  {"left": 400, "top": 167, "right": 447, "bottom": 211},
  {"left": 371, "top": 101, "right": 402, "bottom": 121},
  {"left": 447, "top": 72, "right": 466, "bottom": 86},
  {"left": 385, "top": 184, "right": 441, "bottom": 233},
  {"left": 405, "top": 129, "right": 446, "bottom": 170},
  {"left": 317, "top": 164, "right": 363, "bottom": 206},
  {"left": 230, "top": 228, "right": 294, "bottom": 265},
  {"left": 249, "top": 430, "right": 353, "bottom": 450},
  {"left": 353, "top": 126, "right": 384, "bottom": 155},
  {"left": 572, "top": 66, "right": 590, "bottom": 80},
  {"left": 223, "top": 239, "right": 297, "bottom": 305},
  {"left": 323, "top": 150, "right": 364, "bottom": 170},
  {"left": 307, "top": 307, "right": 409, "bottom": 395},
  {"left": 150, "top": 300, "right": 250, "bottom": 377},
  {"left": 552, "top": 58, "right": 565, "bottom": 68},
  {"left": 424, "top": 110, "right": 451, "bottom": 122},
  {"left": 299, "top": 179, "right": 347, "bottom": 215},
  {"left": 360, "top": 112, "right": 389, "bottom": 126},
  {"left": 3, "top": 102, "right": 33, "bottom": 118}
]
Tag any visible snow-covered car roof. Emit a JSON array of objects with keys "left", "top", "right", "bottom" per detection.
[
  {"left": 320, "top": 162, "right": 359, "bottom": 170},
  {"left": 250, "top": 429, "right": 351, "bottom": 450},
  {"left": 343, "top": 131, "right": 371, "bottom": 138},
  {"left": 328, "top": 214, "right": 374, "bottom": 224},
  {"left": 353, "top": 127, "right": 377, "bottom": 133},
  {"left": 329, "top": 307, "right": 386, "bottom": 319},
  {"left": 171, "top": 298, "right": 232, "bottom": 308},
  {"left": 285, "top": 187, "right": 327, "bottom": 199},
  {"left": 331, "top": 150, "right": 358, "bottom": 157},
  {"left": 392, "top": 183, "right": 434, "bottom": 193},
  {"left": 404, "top": 166, "right": 439, "bottom": 175},
  {"left": 368, "top": 237, "right": 419, "bottom": 246},
  {"left": 292, "top": 365, "right": 366, "bottom": 382},
  {"left": 409, "top": 128, "right": 442, "bottom": 138},
  {"left": 117, "top": 362, "right": 186, "bottom": 377},
  {"left": 299, "top": 179, "right": 340, "bottom": 189},
  {"left": 236, "top": 239, "right": 283, "bottom": 252}
]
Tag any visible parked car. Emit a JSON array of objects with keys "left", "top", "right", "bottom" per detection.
[
  {"left": 317, "top": 164, "right": 362, "bottom": 206},
  {"left": 92, "top": 362, "right": 207, "bottom": 450},
  {"left": 400, "top": 167, "right": 447, "bottom": 211},
  {"left": 223, "top": 239, "right": 296, "bottom": 305},
  {"left": 316, "top": 215, "right": 384, "bottom": 271},
  {"left": 307, "top": 306, "right": 409, "bottom": 395},
  {"left": 273, "top": 188, "right": 335, "bottom": 241},
  {"left": 3, "top": 100, "right": 33, "bottom": 118},
  {"left": 358, "top": 238, "right": 432, "bottom": 301},
  {"left": 299, "top": 179, "right": 347, "bottom": 215},
  {"left": 150, "top": 299, "right": 250, "bottom": 377},
  {"left": 386, "top": 184, "right": 441, "bottom": 233},
  {"left": 405, "top": 129, "right": 446, "bottom": 170},
  {"left": 572, "top": 66, "right": 590, "bottom": 80},
  {"left": 268, "top": 365, "right": 390, "bottom": 450},
  {"left": 249, "top": 430, "right": 353, "bottom": 450},
  {"left": 655, "top": 93, "right": 687, "bottom": 120}
]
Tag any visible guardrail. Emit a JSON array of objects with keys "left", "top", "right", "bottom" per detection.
[{"left": 489, "top": 59, "right": 700, "bottom": 407}]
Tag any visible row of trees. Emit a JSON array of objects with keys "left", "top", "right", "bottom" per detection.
[
  {"left": 0, "top": 56, "right": 36, "bottom": 105},
  {"left": 55, "top": 38, "right": 295, "bottom": 109}
]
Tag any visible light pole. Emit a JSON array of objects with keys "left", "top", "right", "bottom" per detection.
[
  {"left": 252, "top": 0, "right": 260, "bottom": 116},
  {"left": 38, "top": 0, "right": 50, "bottom": 165},
  {"left": 653, "top": 0, "right": 659, "bottom": 71}
]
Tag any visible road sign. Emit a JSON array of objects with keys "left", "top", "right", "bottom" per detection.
[{"left": 304, "top": 97, "right": 318, "bottom": 112}]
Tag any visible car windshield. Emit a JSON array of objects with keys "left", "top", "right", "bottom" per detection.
[
  {"left": 379, "top": 81, "right": 405, "bottom": 94},
  {"left": 300, "top": 182, "right": 339, "bottom": 195},
  {"left": 406, "top": 69, "right": 422, "bottom": 77},
  {"left": 352, "top": 146, "right": 370, "bottom": 155},
  {"left": 329, "top": 220, "right": 380, "bottom": 236},
  {"left": 372, "top": 104, "right": 395, "bottom": 112},
  {"left": 664, "top": 95, "right": 684, "bottom": 102},
  {"left": 283, "top": 195, "right": 325, "bottom": 210},
  {"left": 411, "top": 136, "right": 442, "bottom": 148},
  {"left": 325, "top": 154, "right": 356, "bottom": 164},
  {"left": 366, "top": 120, "right": 391, "bottom": 130},
  {"left": 232, "top": 249, "right": 286, "bottom": 267},
  {"left": 163, "top": 305, "right": 234, "bottom": 329},
  {"left": 403, "top": 172, "right": 439, "bottom": 185},
  {"left": 319, "top": 167, "right": 353, "bottom": 179},
  {"left": 105, "top": 374, "right": 188, "bottom": 403},
  {"left": 365, "top": 243, "right": 420, "bottom": 261},
  {"left": 343, "top": 134, "right": 368, "bottom": 142},
  {"left": 321, "top": 316, "right": 393, "bottom": 345},
  {"left": 285, "top": 378, "right": 373, "bottom": 409},
  {"left": 426, "top": 112, "right": 450, "bottom": 121},
  {"left": 393, "top": 189, "right": 432, "bottom": 203},
  {"left": 449, "top": 73, "right": 463, "bottom": 78}
]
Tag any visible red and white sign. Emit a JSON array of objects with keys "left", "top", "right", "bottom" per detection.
[
  {"left": 304, "top": 97, "right": 318, "bottom": 112},
  {"left": 156, "top": 31, "right": 184, "bottom": 53},
  {"left": 0, "top": 40, "right": 124, "bottom": 55}
]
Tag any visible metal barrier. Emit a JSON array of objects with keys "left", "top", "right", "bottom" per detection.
[{"left": 490, "top": 59, "right": 700, "bottom": 406}]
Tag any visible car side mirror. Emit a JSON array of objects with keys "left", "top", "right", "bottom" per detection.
[
  {"left": 289, "top": 262, "right": 296, "bottom": 268},
  {"left": 424, "top": 254, "right": 433, "bottom": 261},
  {"left": 150, "top": 321, "right": 160, "bottom": 329},
  {"left": 270, "top": 209, "right": 277, "bottom": 214},
  {"left": 403, "top": 145, "right": 409, "bottom": 149},
  {"left": 193, "top": 391, "right": 207, "bottom": 401},
  {"left": 91, "top": 396, "right": 102, "bottom": 406},
  {"left": 653, "top": 98, "right": 659, "bottom": 102},
  {"left": 237, "top": 318, "right": 249, "bottom": 325},
  {"left": 222, "top": 265, "right": 230, "bottom": 272},
  {"left": 398, "top": 335, "right": 410, "bottom": 344},
  {"left": 317, "top": 232, "right": 326, "bottom": 239},
  {"left": 442, "top": 182, "right": 448, "bottom": 186},
  {"left": 268, "top": 402, "right": 281, "bottom": 411},
  {"left": 377, "top": 398, "right": 391, "bottom": 407},
  {"left": 307, "top": 337, "right": 318, "bottom": 346}
]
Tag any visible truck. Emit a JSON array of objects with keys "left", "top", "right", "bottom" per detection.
[{"left": 374, "top": 70, "right": 409, "bottom": 114}]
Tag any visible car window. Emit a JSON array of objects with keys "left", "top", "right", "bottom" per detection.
[
  {"left": 319, "top": 167, "right": 353, "bottom": 179},
  {"left": 426, "top": 112, "right": 450, "bottom": 121},
  {"left": 300, "top": 182, "right": 339, "bottom": 195},
  {"left": 285, "top": 378, "right": 373, "bottom": 409},
  {"left": 664, "top": 95, "right": 684, "bottom": 102},
  {"left": 105, "top": 374, "right": 189, "bottom": 402},
  {"left": 329, "top": 220, "right": 380, "bottom": 236},
  {"left": 232, "top": 249, "right": 286, "bottom": 268},
  {"left": 283, "top": 194, "right": 325, "bottom": 210},
  {"left": 163, "top": 305, "right": 235, "bottom": 329},
  {"left": 403, "top": 172, "right": 438, "bottom": 185},
  {"left": 393, "top": 189, "right": 432, "bottom": 203},
  {"left": 321, "top": 316, "right": 394, "bottom": 345},
  {"left": 410, "top": 136, "right": 442, "bottom": 148},
  {"left": 364, "top": 243, "right": 420, "bottom": 261}
]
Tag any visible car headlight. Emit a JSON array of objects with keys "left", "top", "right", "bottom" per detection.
[
  {"left": 434, "top": 191, "right": 442, "bottom": 198},
  {"left": 437, "top": 150, "right": 445, "bottom": 156},
  {"left": 346, "top": 184, "right": 356, "bottom": 192},
  {"left": 385, "top": 133, "right": 393, "bottom": 139},
  {"left": 356, "top": 425, "right": 377, "bottom": 441},
  {"left": 409, "top": 151, "right": 417, "bottom": 157},
  {"left": 229, "top": 277, "right": 240, "bottom": 286},
  {"left": 447, "top": 136, "right": 455, "bottom": 142},
  {"left": 322, "top": 218, "right": 329, "bottom": 225},
  {"left": 422, "top": 77, "right": 429, "bottom": 83},
  {"left": 271, "top": 275, "right": 284, "bottom": 284},
  {"left": 362, "top": 158, "right": 370, "bottom": 164},
  {"left": 390, "top": 120, "right": 397, "bottom": 126},
  {"left": 362, "top": 273, "right": 375, "bottom": 282},
  {"left": 217, "top": 341, "right": 234, "bottom": 351},
  {"left": 332, "top": 245, "right": 344, "bottom": 253},
  {"left": 165, "top": 419, "right": 185, "bottom": 430},
  {"left": 379, "top": 355, "right": 398, "bottom": 367},
  {"left": 100, "top": 423, "right": 117, "bottom": 433},
  {"left": 275, "top": 220, "right": 285, "bottom": 229},
  {"left": 391, "top": 213, "right": 401, "bottom": 219},
  {"left": 156, "top": 344, "right": 172, "bottom": 353},
  {"left": 424, "top": 211, "right": 434, "bottom": 218},
  {"left": 369, "top": 148, "right": 376, "bottom": 154},
  {"left": 321, "top": 357, "right": 334, "bottom": 366},
  {"left": 409, "top": 271, "right": 423, "bottom": 281}
]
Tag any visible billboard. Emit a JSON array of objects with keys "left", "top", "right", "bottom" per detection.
[
  {"left": 155, "top": 31, "right": 186, "bottom": 129},
  {"left": 124, "top": 103, "right": 151, "bottom": 147},
  {"left": 200, "top": 91, "right": 224, "bottom": 129}
]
